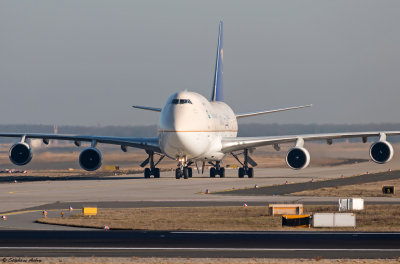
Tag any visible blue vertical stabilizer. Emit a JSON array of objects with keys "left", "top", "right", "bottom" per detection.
[{"left": 211, "top": 21, "right": 223, "bottom": 102}]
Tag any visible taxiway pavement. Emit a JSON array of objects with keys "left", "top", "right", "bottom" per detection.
[
  {"left": 1, "top": 157, "right": 399, "bottom": 213},
  {"left": 0, "top": 230, "right": 399, "bottom": 258}
]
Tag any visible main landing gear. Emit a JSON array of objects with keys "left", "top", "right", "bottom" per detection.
[
  {"left": 208, "top": 161, "right": 225, "bottom": 178},
  {"left": 141, "top": 151, "right": 164, "bottom": 178},
  {"left": 231, "top": 149, "right": 256, "bottom": 178}
]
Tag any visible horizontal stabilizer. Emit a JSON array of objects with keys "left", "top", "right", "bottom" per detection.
[
  {"left": 235, "top": 104, "right": 312, "bottom": 119},
  {"left": 132, "top": 105, "right": 162, "bottom": 112}
]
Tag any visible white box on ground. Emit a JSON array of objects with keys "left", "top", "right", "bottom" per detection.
[
  {"left": 338, "top": 198, "right": 364, "bottom": 211},
  {"left": 313, "top": 213, "right": 356, "bottom": 228},
  {"left": 334, "top": 213, "right": 356, "bottom": 227},
  {"left": 312, "top": 213, "right": 334, "bottom": 227},
  {"left": 349, "top": 198, "right": 364, "bottom": 210},
  {"left": 339, "top": 199, "right": 348, "bottom": 211}
]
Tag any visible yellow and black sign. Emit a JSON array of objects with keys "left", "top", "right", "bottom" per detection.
[{"left": 382, "top": 185, "right": 395, "bottom": 194}]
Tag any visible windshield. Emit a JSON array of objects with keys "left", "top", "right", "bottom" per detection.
[{"left": 171, "top": 99, "right": 192, "bottom": 104}]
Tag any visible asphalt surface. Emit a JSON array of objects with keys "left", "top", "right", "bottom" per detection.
[
  {"left": 219, "top": 170, "right": 400, "bottom": 196},
  {"left": 2, "top": 158, "right": 400, "bottom": 213},
  {"left": 0, "top": 231, "right": 399, "bottom": 258}
]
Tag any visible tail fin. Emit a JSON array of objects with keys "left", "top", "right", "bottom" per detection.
[{"left": 211, "top": 21, "right": 223, "bottom": 102}]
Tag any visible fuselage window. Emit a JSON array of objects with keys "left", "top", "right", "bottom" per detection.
[{"left": 171, "top": 99, "right": 192, "bottom": 104}]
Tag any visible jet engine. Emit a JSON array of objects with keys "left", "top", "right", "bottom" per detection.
[
  {"left": 9, "top": 142, "right": 33, "bottom": 166},
  {"left": 369, "top": 141, "right": 393, "bottom": 164},
  {"left": 79, "top": 147, "right": 102, "bottom": 171},
  {"left": 286, "top": 147, "right": 310, "bottom": 170}
]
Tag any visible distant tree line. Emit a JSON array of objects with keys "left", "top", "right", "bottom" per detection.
[{"left": 0, "top": 123, "right": 399, "bottom": 143}]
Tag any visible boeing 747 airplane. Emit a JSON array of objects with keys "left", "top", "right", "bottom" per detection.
[{"left": 2, "top": 21, "right": 400, "bottom": 179}]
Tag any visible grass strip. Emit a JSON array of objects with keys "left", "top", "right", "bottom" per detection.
[{"left": 38, "top": 205, "right": 400, "bottom": 231}]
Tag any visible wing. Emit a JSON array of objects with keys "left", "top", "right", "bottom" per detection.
[
  {"left": 221, "top": 131, "right": 400, "bottom": 153},
  {"left": 235, "top": 104, "right": 312, "bottom": 119},
  {"left": 0, "top": 133, "right": 161, "bottom": 152},
  {"left": 132, "top": 105, "right": 162, "bottom": 112}
]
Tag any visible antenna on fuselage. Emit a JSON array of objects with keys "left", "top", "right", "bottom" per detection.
[{"left": 211, "top": 21, "right": 223, "bottom": 102}]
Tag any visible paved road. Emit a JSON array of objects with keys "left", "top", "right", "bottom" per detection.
[
  {"left": 1, "top": 159, "right": 400, "bottom": 213},
  {"left": 0, "top": 231, "right": 399, "bottom": 258}
]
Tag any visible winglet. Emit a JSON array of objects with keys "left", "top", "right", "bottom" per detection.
[{"left": 211, "top": 21, "right": 223, "bottom": 102}]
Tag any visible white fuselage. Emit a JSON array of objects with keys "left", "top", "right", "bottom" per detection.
[{"left": 158, "top": 91, "right": 238, "bottom": 161}]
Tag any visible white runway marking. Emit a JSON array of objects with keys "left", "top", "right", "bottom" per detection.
[{"left": 0, "top": 247, "right": 400, "bottom": 252}]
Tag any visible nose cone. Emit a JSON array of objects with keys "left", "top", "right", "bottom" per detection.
[
  {"left": 159, "top": 91, "right": 208, "bottom": 132},
  {"left": 158, "top": 92, "right": 210, "bottom": 159}
]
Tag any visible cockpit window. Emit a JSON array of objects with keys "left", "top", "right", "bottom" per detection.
[{"left": 171, "top": 99, "right": 192, "bottom": 104}]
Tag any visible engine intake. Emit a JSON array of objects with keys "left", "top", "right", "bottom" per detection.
[
  {"left": 9, "top": 142, "right": 32, "bottom": 166},
  {"left": 370, "top": 141, "right": 393, "bottom": 164},
  {"left": 79, "top": 147, "right": 102, "bottom": 171},
  {"left": 286, "top": 147, "right": 310, "bottom": 170}
]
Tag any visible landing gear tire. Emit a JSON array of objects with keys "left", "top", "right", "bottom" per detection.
[
  {"left": 188, "top": 168, "right": 192, "bottom": 178},
  {"left": 248, "top": 168, "right": 254, "bottom": 178},
  {"left": 183, "top": 167, "right": 189, "bottom": 179},
  {"left": 144, "top": 168, "right": 151, "bottom": 178},
  {"left": 219, "top": 167, "right": 225, "bottom": 178},
  {"left": 238, "top": 168, "right": 244, "bottom": 178},
  {"left": 210, "top": 167, "right": 216, "bottom": 178},
  {"left": 154, "top": 168, "right": 160, "bottom": 178},
  {"left": 175, "top": 168, "right": 181, "bottom": 179}
]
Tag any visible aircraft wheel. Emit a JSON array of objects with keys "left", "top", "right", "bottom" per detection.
[
  {"left": 219, "top": 167, "right": 225, "bottom": 178},
  {"left": 175, "top": 168, "right": 181, "bottom": 179},
  {"left": 144, "top": 168, "right": 151, "bottom": 178},
  {"left": 188, "top": 167, "right": 193, "bottom": 178},
  {"left": 210, "top": 167, "right": 216, "bottom": 178},
  {"left": 154, "top": 168, "right": 160, "bottom": 178},
  {"left": 238, "top": 168, "right": 244, "bottom": 178},
  {"left": 183, "top": 167, "right": 189, "bottom": 179},
  {"left": 248, "top": 168, "right": 254, "bottom": 178}
]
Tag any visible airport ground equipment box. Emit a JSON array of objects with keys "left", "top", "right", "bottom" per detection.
[
  {"left": 313, "top": 213, "right": 356, "bottom": 228},
  {"left": 282, "top": 215, "right": 311, "bottom": 227},
  {"left": 339, "top": 198, "right": 364, "bottom": 211},
  {"left": 269, "top": 204, "right": 303, "bottom": 216}
]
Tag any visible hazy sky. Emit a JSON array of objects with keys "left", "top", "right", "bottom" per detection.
[{"left": 1, "top": 0, "right": 399, "bottom": 126}]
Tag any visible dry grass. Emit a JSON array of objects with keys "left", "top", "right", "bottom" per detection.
[
  {"left": 5, "top": 257, "right": 399, "bottom": 264},
  {"left": 291, "top": 178, "right": 400, "bottom": 197},
  {"left": 38, "top": 205, "right": 400, "bottom": 231}
]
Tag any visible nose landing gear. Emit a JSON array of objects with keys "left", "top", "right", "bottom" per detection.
[
  {"left": 175, "top": 157, "right": 193, "bottom": 179},
  {"left": 175, "top": 167, "right": 193, "bottom": 179}
]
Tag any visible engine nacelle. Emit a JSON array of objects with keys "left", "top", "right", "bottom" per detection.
[
  {"left": 79, "top": 147, "right": 102, "bottom": 171},
  {"left": 9, "top": 142, "right": 33, "bottom": 166},
  {"left": 369, "top": 141, "right": 393, "bottom": 164},
  {"left": 286, "top": 147, "right": 311, "bottom": 170}
]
